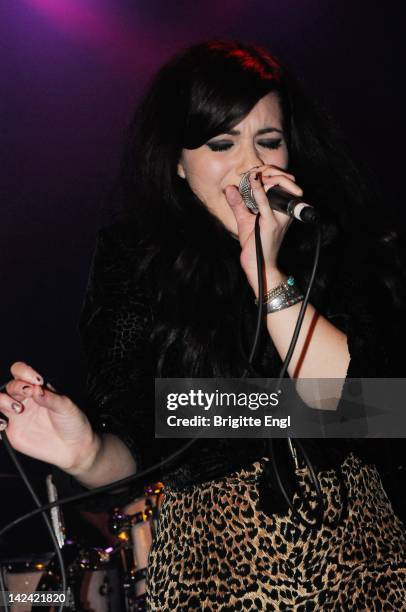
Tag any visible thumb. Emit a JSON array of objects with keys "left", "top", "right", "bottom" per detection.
[
  {"left": 224, "top": 184, "right": 244, "bottom": 208},
  {"left": 224, "top": 185, "right": 252, "bottom": 224}
]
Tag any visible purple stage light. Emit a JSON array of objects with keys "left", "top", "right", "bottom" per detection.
[{"left": 24, "top": 0, "right": 134, "bottom": 48}]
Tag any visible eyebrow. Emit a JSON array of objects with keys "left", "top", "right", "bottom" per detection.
[{"left": 222, "top": 127, "right": 284, "bottom": 136}]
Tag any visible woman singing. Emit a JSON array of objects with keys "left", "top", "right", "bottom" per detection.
[{"left": 1, "top": 40, "right": 406, "bottom": 609}]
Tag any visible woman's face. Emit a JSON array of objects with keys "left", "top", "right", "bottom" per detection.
[{"left": 177, "top": 92, "right": 289, "bottom": 235}]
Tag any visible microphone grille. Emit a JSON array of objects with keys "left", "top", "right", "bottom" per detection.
[{"left": 238, "top": 171, "right": 259, "bottom": 214}]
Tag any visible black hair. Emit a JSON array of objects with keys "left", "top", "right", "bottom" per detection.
[{"left": 114, "top": 40, "right": 405, "bottom": 377}]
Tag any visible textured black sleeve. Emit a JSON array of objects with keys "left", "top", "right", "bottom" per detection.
[
  {"left": 324, "top": 239, "right": 395, "bottom": 378},
  {"left": 52, "top": 225, "right": 162, "bottom": 512},
  {"left": 79, "top": 225, "right": 162, "bottom": 474},
  {"left": 315, "top": 237, "right": 404, "bottom": 475}
]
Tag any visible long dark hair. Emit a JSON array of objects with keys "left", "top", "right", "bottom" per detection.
[{"left": 115, "top": 40, "right": 404, "bottom": 377}]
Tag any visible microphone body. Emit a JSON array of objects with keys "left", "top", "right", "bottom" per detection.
[{"left": 238, "top": 172, "right": 319, "bottom": 224}]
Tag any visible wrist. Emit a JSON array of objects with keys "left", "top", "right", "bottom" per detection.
[
  {"left": 253, "top": 268, "right": 286, "bottom": 300},
  {"left": 264, "top": 268, "right": 287, "bottom": 291},
  {"left": 65, "top": 431, "right": 102, "bottom": 477}
]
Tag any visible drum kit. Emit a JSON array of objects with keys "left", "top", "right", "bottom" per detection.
[{"left": 0, "top": 473, "right": 164, "bottom": 611}]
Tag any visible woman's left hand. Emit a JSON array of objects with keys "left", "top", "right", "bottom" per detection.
[{"left": 224, "top": 165, "right": 303, "bottom": 296}]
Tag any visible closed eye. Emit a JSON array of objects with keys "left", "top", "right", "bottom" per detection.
[
  {"left": 206, "top": 141, "right": 233, "bottom": 152},
  {"left": 257, "top": 139, "right": 283, "bottom": 149},
  {"left": 206, "top": 138, "right": 283, "bottom": 152}
]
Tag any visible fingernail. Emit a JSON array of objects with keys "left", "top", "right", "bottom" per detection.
[
  {"left": 11, "top": 403, "right": 22, "bottom": 414},
  {"left": 26, "top": 365, "right": 43, "bottom": 385},
  {"left": 0, "top": 419, "right": 7, "bottom": 430},
  {"left": 46, "top": 382, "right": 57, "bottom": 392}
]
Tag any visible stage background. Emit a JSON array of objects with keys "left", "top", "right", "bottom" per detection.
[{"left": 1, "top": 0, "right": 405, "bottom": 552}]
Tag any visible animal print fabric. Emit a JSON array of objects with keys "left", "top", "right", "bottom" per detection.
[{"left": 147, "top": 453, "right": 406, "bottom": 610}]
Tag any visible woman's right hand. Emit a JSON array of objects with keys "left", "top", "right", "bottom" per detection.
[{"left": 0, "top": 362, "right": 100, "bottom": 475}]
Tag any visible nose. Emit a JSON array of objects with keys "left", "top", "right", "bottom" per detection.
[{"left": 236, "top": 143, "right": 265, "bottom": 176}]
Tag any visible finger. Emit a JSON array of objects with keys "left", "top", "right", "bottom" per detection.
[
  {"left": 5, "top": 380, "right": 36, "bottom": 402},
  {"left": 262, "top": 174, "right": 303, "bottom": 197},
  {"left": 258, "top": 208, "right": 292, "bottom": 239},
  {"left": 10, "top": 362, "right": 44, "bottom": 385},
  {"left": 249, "top": 171, "right": 276, "bottom": 220},
  {"left": 224, "top": 185, "right": 254, "bottom": 238},
  {"left": 256, "top": 164, "right": 296, "bottom": 181},
  {"left": 0, "top": 392, "right": 24, "bottom": 416},
  {"left": 252, "top": 172, "right": 304, "bottom": 219},
  {"left": 0, "top": 416, "right": 8, "bottom": 431}
]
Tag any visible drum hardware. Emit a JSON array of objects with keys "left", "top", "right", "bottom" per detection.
[
  {"left": 108, "top": 513, "right": 144, "bottom": 612},
  {"left": 109, "top": 504, "right": 156, "bottom": 536},
  {"left": 77, "top": 546, "right": 112, "bottom": 571},
  {"left": 129, "top": 568, "right": 148, "bottom": 611},
  {"left": 71, "top": 544, "right": 122, "bottom": 612},
  {"left": 45, "top": 475, "right": 66, "bottom": 550},
  {"left": 143, "top": 482, "right": 164, "bottom": 535},
  {"left": 108, "top": 481, "right": 164, "bottom": 611}
]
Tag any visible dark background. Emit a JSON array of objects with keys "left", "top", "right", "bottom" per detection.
[{"left": 1, "top": 0, "right": 405, "bottom": 552}]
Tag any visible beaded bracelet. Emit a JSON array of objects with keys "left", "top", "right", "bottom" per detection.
[
  {"left": 264, "top": 276, "right": 296, "bottom": 303},
  {"left": 255, "top": 276, "right": 297, "bottom": 304},
  {"left": 255, "top": 276, "right": 304, "bottom": 313}
]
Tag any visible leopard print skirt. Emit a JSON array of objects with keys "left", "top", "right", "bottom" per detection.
[{"left": 147, "top": 453, "right": 406, "bottom": 610}]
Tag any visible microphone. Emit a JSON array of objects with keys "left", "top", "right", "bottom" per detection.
[{"left": 238, "top": 170, "right": 319, "bottom": 224}]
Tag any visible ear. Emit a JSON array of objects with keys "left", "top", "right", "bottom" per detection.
[{"left": 177, "top": 160, "right": 186, "bottom": 179}]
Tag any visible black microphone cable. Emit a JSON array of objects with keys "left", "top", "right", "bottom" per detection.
[{"left": 243, "top": 214, "right": 326, "bottom": 529}]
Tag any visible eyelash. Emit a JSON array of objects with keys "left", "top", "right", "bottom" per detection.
[{"left": 207, "top": 139, "right": 283, "bottom": 152}]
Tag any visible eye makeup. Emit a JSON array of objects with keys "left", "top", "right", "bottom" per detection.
[{"left": 206, "top": 138, "right": 283, "bottom": 152}]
